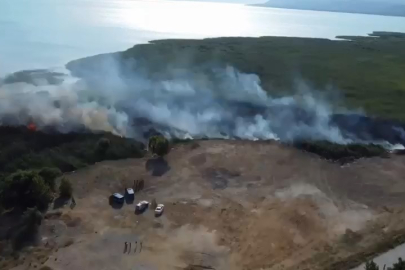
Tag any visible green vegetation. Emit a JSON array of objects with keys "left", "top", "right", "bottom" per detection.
[
  {"left": 87, "top": 32, "right": 405, "bottom": 121},
  {"left": 148, "top": 136, "right": 170, "bottom": 157},
  {"left": 96, "top": 137, "right": 111, "bottom": 155},
  {"left": 365, "top": 258, "right": 405, "bottom": 270},
  {"left": 12, "top": 207, "right": 43, "bottom": 249},
  {"left": 365, "top": 261, "right": 379, "bottom": 270},
  {"left": 0, "top": 126, "right": 145, "bottom": 211},
  {"left": 59, "top": 178, "right": 73, "bottom": 198},
  {"left": 38, "top": 167, "right": 62, "bottom": 192},
  {"left": 295, "top": 140, "right": 387, "bottom": 162},
  {"left": 0, "top": 170, "right": 54, "bottom": 210},
  {"left": 0, "top": 126, "right": 144, "bottom": 174}
]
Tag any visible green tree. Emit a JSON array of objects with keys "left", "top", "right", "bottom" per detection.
[
  {"left": 388, "top": 258, "right": 405, "bottom": 270},
  {"left": 148, "top": 136, "right": 170, "bottom": 157},
  {"left": 365, "top": 261, "right": 379, "bottom": 270},
  {"left": 21, "top": 207, "right": 43, "bottom": 230},
  {"left": 0, "top": 170, "right": 53, "bottom": 210},
  {"left": 38, "top": 167, "right": 62, "bottom": 191},
  {"left": 59, "top": 178, "right": 73, "bottom": 198},
  {"left": 96, "top": 138, "right": 111, "bottom": 155},
  {"left": 13, "top": 207, "right": 43, "bottom": 249}
]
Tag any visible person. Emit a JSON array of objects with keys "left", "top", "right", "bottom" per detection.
[
  {"left": 124, "top": 242, "right": 128, "bottom": 253},
  {"left": 134, "top": 241, "right": 137, "bottom": 253},
  {"left": 140, "top": 241, "right": 143, "bottom": 253},
  {"left": 129, "top": 242, "right": 132, "bottom": 253}
]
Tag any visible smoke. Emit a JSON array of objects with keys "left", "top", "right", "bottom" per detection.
[{"left": 1, "top": 53, "right": 405, "bottom": 148}]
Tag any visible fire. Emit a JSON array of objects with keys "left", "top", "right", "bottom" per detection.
[{"left": 27, "top": 123, "right": 37, "bottom": 131}]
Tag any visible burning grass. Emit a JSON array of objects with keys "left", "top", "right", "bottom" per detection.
[{"left": 68, "top": 32, "right": 405, "bottom": 121}]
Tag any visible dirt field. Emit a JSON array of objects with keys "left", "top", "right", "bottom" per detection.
[{"left": 5, "top": 140, "right": 405, "bottom": 270}]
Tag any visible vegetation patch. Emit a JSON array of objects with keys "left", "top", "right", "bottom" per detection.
[
  {"left": 68, "top": 32, "right": 405, "bottom": 121},
  {"left": 0, "top": 126, "right": 145, "bottom": 211},
  {"left": 294, "top": 140, "right": 388, "bottom": 163}
]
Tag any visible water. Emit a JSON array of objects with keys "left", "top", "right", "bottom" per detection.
[
  {"left": 352, "top": 243, "right": 405, "bottom": 270},
  {"left": 1, "top": 0, "right": 405, "bottom": 75}
]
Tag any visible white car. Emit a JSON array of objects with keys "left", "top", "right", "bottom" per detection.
[
  {"left": 136, "top": 200, "right": 149, "bottom": 212},
  {"left": 155, "top": 204, "right": 164, "bottom": 215}
]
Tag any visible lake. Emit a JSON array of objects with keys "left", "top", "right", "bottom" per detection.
[{"left": 1, "top": 0, "right": 405, "bottom": 75}]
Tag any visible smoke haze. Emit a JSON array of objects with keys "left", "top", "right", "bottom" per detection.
[{"left": 1, "top": 54, "right": 405, "bottom": 148}]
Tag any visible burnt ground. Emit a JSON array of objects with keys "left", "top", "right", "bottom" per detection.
[{"left": 3, "top": 140, "right": 405, "bottom": 270}]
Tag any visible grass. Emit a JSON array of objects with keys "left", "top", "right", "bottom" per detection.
[
  {"left": 68, "top": 31, "right": 404, "bottom": 121},
  {"left": 294, "top": 140, "right": 388, "bottom": 163}
]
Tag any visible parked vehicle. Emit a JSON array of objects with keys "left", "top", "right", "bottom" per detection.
[
  {"left": 136, "top": 200, "right": 149, "bottom": 212},
  {"left": 111, "top": 193, "right": 124, "bottom": 204},
  {"left": 125, "top": 188, "right": 135, "bottom": 202},
  {"left": 155, "top": 204, "right": 164, "bottom": 216}
]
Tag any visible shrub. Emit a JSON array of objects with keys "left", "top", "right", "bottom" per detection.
[
  {"left": 59, "top": 178, "right": 73, "bottom": 198},
  {"left": 38, "top": 167, "right": 62, "bottom": 191},
  {"left": 389, "top": 258, "right": 405, "bottom": 270},
  {"left": 365, "top": 261, "right": 379, "bottom": 270},
  {"left": 21, "top": 207, "right": 43, "bottom": 229},
  {"left": 13, "top": 207, "right": 43, "bottom": 250},
  {"left": 96, "top": 138, "right": 111, "bottom": 155},
  {"left": 364, "top": 258, "right": 405, "bottom": 270},
  {"left": 294, "top": 140, "right": 387, "bottom": 162},
  {"left": 0, "top": 170, "right": 53, "bottom": 210},
  {"left": 148, "top": 136, "right": 170, "bottom": 157},
  {"left": 0, "top": 126, "right": 144, "bottom": 175}
]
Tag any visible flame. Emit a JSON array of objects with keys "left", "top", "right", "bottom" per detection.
[{"left": 27, "top": 123, "right": 37, "bottom": 132}]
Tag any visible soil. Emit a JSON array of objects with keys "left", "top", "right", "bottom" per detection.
[{"left": 3, "top": 140, "right": 405, "bottom": 270}]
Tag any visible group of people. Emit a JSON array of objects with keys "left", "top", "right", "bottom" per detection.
[{"left": 124, "top": 241, "right": 143, "bottom": 254}]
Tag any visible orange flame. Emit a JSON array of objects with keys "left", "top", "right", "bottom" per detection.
[{"left": 27, "top": 123, "right": 37, "bottom": 132}]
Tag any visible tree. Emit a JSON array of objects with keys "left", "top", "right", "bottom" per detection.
[
  {"left": 59, "top": 178, "right": 73, "bottom": 198},
  {"left": 148, "top": 136, "right": 170, "bottom": 157},
  {"left": 0, "top": 170, "right": 53, "bottom": 210},
  {"left": 365, "top": 261, "right": 379, "bottom": 270},
  {"left": 21, "top": 207, "right": 43, "bottom": 230},
  {"left": 38, "top": 167, "right": 62, "bottom": 191},
  {"left": 388, "top": 258, "right": 405, "bottom": 270},
  {"left": 96, "top": 138, "right": 111, "bottom": 155},
  {"left": 13, "top": 207, "right": 43, "bottom": 249}
]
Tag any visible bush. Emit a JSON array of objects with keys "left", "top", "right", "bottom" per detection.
[
  {"left": 0, "top": 170, "right": 53, "bottom": 210},
  {"left": 294, "top": 140, "right": 387, "bottom": 163},
  {"left": 364, "top": 258, "right": 405, "bottom": 270},
  {"left": 148, "top": 136, "right": 170, "bottom": 157},
  {"left": 38, "top": 167, "right": 62, "bottom": 191},
  {"left": 59, "top": 178, "right": 73, "bottom": 198},
  {"left": 365, "top": 261, "right": 379, "bottom": 270},
  {"left": 390, "top": 258, "right": 405, "bottom": 270},
  {"left": 13, "top": 207, "right": 43, "bottom": 250},
  {"left": 0, "top": 126, "right": 144, "bottom": 175},
  {"left": 96, "top": 138, "right": 111, "bottom": 155}
]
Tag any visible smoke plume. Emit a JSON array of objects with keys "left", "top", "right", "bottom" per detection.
[{"left": 1, "top": 53, "right": 405, "bottom": 148}]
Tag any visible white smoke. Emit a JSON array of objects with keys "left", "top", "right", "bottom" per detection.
[{"left": 1, "top": 54, "right": 404, "bottom": 148}]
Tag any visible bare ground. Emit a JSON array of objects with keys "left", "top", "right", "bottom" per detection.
[{"left": 4, "top": 140, "right": 405, "bottom": 270}]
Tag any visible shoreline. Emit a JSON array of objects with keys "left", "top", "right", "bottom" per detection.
[{"left": 251, "top": 4, "right": 405, "bottom": 18}]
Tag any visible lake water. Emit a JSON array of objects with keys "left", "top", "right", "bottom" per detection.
[
  {"left": 352, "top": 243, "right": 405, "bottom": 270},
  {"left": 1, "top": 0, "right": 405, "bottom": 75}
]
